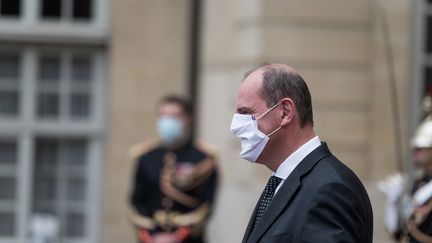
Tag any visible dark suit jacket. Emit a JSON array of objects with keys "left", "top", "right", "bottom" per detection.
[{"left": 242, "top": 143, "right": 373, "bottom": 243}]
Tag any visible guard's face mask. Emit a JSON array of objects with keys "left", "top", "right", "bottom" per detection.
[
  {"left": 157, "top": 116, "right": 184, "bottom": 144},
  {"left": 230, "top": 102, "right": 281, "bottom": 163}
]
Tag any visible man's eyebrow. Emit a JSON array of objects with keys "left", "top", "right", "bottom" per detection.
[{"left": 237, "top": 106, "right": 253, "bottom": 114}]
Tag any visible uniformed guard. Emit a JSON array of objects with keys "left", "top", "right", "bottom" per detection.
[
  {"left": 128, "top": 95, "right": 219, "bottom": 243},
  {"left": 379, "top": 96, "right": 432, "bottom": 242}
]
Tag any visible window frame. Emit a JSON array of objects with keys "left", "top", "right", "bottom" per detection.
[
  {"left": 0, "top": 45, "right": 105, "bottom": 243},
  {"left": 0, "top": 0, "right": 109, "bottom": 46}
]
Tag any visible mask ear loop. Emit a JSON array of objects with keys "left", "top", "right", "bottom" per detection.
[
  {"left": 256, "top": 101, "right": 282, "bottom": 137},
  {"left": 267, "top": 126, "right": 281, "bottom": 137},
  {"left": 256, "top": 101, "right": 281, "bottom": 120}
]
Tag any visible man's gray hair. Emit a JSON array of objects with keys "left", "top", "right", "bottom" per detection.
[{"left": 248, "top": 63, "right": 314, "bottom": 127}]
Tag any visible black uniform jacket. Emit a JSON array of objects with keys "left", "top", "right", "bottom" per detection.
[
  {"left": 242, "top": 143, "right": 373, "bottom": 243},
  {"left": 405, "top": 176, "right": 432, "bottom": 243},
  {"left": 130, "top": 139, "right": 218, "bottom": 240}
]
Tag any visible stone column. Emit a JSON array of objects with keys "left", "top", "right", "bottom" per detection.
[{"left": 104, "top": 0, "right": 190, "bottom": 242}]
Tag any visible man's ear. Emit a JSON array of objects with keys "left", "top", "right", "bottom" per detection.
[{"left": 280, "top": 98, "right": 295, "bottom": 127}]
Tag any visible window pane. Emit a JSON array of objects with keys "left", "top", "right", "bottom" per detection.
[
  {"left": 0, "top": 212, "right": 14, "bottom": 236},
  {"left": 73, "top": 0, "right": 91, "bottom": 20},
  {"left": 0, "top": 54, "right": 19, "bottom": 80},
  {"left": 0, "top": 177, "right": 15, "bottom": 200},
  {"left": 67, "top": 177, "right": 85, "bottom": 201},
  {"left": 70, "top": 93, "right": 90, "bottom": 118},
  {"left": 37, "top": 93, "right": 59, "bottom": 118},
  {"left": 34, "top": 139, "right": 58, "bottom": 203},
  {"left": 0, "top": 0, "right": 20, "bottom": 16},
  {"left": 0, "top": 91, "right": 18, "bottom": 116},
  {"left": 424, "top": 66, "right": 432, "bottom": 95},
  {"left": 33, "top": 139, "right": 59, "bottom": 215},
  {"left": 35, "top": 138, "right": 58, "bottom": 166},
  {"left": 38, "top": 55, "right": 61, "bottom": 83},
  {"left": 33, "top": 176, "right": 57, "bottom": 201},
  {"left": 66, "top": 139, "right": 86, "bottom": 166},
  {"left": 426, "top": 16, "right": 432, "bottom": 54},
  {"left": 71, "top": 56, "right": 91, "bottom": 83},
  {"left": 40, "top": 0, "right": 61, "bottom": 19},
  {"left": 0, "top": 141, "right": 16, "bottom": 165},
  {"left": 65, "top": 212, "right": 84, "bottom": 237},
  {"left": 33, "top": 138, "right": 88, "bottom": 240}
]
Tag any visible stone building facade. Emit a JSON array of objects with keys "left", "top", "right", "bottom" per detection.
[{"left": 0, "top": 0, "right": 426, "bottom": 243}]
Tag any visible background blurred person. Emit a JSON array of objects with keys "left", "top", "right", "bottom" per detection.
[
  {"left": 379, "top": 96, "right": 432, "bottom": 242},
  {"left": 128, "top": 95, "right": 219, "bottom": 243}
]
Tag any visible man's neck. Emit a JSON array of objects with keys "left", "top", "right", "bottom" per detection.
[
  {"left": 164, "top": 136, "right": 191, "bottom": 151},
  {"left": 264, "top": 127, "right": 316, "bottom": 172}
]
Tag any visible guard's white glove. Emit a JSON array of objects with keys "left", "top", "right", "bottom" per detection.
[
  {"left": 377, "top": 173, "right": 407, "bottom": 234},
  {"left": 377, "top": 173, "right": 406, "bottom": 203}
]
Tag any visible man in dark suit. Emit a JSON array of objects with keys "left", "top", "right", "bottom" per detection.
[{"left": 230, "top": 63, "right": 373, "bottom": 242}]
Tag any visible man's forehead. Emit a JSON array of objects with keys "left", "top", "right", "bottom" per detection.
[
  {"left": 158, "top": 102, "right": 184, "bottom": 115},
  {"left": 239, "top": 69, "right": 263, "bottom": 93},
  {"left": 235, "top": 69, "right": 265, "bottom": 110}
]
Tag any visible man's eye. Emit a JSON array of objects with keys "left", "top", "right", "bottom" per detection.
[
  {"left": 237, "top": 108, "right": 253, "bottom": 115},
  {"left": 238, "top": 111, "right": 252, "bottom": 115}
]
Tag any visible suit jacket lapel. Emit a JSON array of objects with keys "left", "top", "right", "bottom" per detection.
[
  {"left": 245, "top": 143, "right": 332, "bottom": 243},
  {"left": 245, "top": 170, "right": 301, "bottom": 243},
  {"left": 241, "top": 197, "right": 260, "bottom": 243}
]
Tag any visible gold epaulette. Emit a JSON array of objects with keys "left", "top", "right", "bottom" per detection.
[
  {"left": 128, "top": 204, "right": 210, "bottom": 231},
  {"left": 153, "top": 203, "right": 210, "bottom": 233},
  {"left": 171, "top": 203, "right": 210, "bottom": 226},
  {"left": 128, "top": 138, "right": 160, "bottom": 160},
  {"left": 128, "top": 206, "right": 156, "bottom": 230}
]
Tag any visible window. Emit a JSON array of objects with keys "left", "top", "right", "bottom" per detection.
[
  {"left": 0, "top": 140, "right": 18, "bottom": 237},
  {"left": 426, "top": 16, "right": 432, "bottom": 54},
  {"left": 423, "top": 4, "right": 432, "bottom": 96},
  {"left": 37, "top": 93, "right": 59, "bottom": 118},
  {"left": 70, "top": 93, "right": 90, "bottom": 118},
  {"left": 40, "top": 0, "right": 61, "bottom": 19},
  {"left": 73, "top": 0, "right": 92, "bottom": 20},
  {"left": 0, "top": 52, "right": 20, "bottom": 117},
  {"left": 41, "top": 0, "right": 92, "bottom": 21},
  {"left": 0, "top": 46, "right": 105, "bottom": 243},
  {"left": 38, "top": 55, "right": 61, "bottom": 83},
  {"left": 32, "top": 138, "right": 88, "bottom": 238},
  {"left": 424, "top": 67, "right": 432, "bottom": 95},
  {"left": 410, "top": 1, "right": 432, "bottom": 135},
  {"left": 0, "top": 0, "right": 21, "bottom": 17},
  {"left": 72, "top": 55, "right": 92, "bottom": 83},
  {"left": 0, "top": 141, "right": 17, "bottom": 165},
  {"left": 0, "top": 212, "right": 14, "bottom": 236},
  {"left": 36, "top": 51, "right": 94, "bottom": 120}
]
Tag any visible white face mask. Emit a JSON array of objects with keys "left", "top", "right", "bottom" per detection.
[{"left": 230, "top": 102, "right": 281, "bottom": 163}]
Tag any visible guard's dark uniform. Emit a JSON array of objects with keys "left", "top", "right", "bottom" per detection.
[
  {"left": 129, "top": 138, "right": 218, "bottom": 243},
  {"left": 382, "top": 96, "right": 432, "bottom": 243},
  {"left": 399, "top": 175, "right": 432, "bottom": 243}
]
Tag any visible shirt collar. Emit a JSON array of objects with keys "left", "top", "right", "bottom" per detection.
[{"left": 274, "top": 136, "right": 321, "bottom": 180}]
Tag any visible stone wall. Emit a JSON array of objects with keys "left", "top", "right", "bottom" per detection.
[{"left": 104, "top": 1, "right": 190, "bottom": 242}]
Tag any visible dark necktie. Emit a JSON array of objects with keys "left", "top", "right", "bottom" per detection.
[{"left": 253, "top": 175, "right": 282, "bottom": 229}]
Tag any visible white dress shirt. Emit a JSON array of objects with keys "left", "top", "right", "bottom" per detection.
[{"left": 273, "top": 136, "right": 321, "bottom": 194}]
